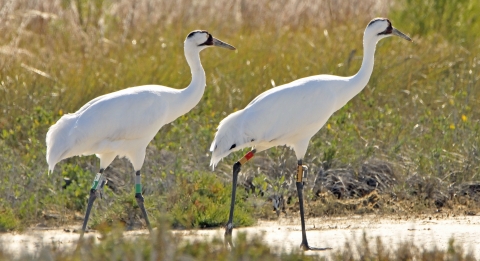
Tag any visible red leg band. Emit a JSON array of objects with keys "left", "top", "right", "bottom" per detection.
[{"left": 239, "top": 150, "right": 255, "bottom": 165}]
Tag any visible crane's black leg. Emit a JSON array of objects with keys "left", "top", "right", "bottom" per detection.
[
  {"left": 79, "top": 168, "right": 106, "bottom": 239},
  {"left": 134, "top": 170, "right": 152, "bottom": 232},
  {"left": 225, "top": 161, "right": 240, "bottom": 247},
  {"left": 225, "top": 149, "right": 256, "bottom": 247},
  {"left": 296, "top": 160, "right": 331, "bottom": 251}
]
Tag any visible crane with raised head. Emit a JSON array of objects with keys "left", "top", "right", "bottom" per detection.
[
  {"left": 210, "top": 18, "right": 411, "bottom": 250},
  {"left": 46, "top": 30, "right": 235, "bottom": 237}
]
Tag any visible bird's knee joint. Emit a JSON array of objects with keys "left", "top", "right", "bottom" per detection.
[
  {"left": 233, "top": 162, "right": 241, "bottom": 173},
  {"left": 135, "top": 193, "right": 144, "bottom": 201}
]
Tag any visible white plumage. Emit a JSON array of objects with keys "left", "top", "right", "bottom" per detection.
[
  {"left": 46, "top": 31, "right": 235, "bottom": 173},
  {"left": 210, "top": 18, "right": 411, "bottom": 250},
  {"left": 210, "top": 18, "right": 412, "bottom": 166}
]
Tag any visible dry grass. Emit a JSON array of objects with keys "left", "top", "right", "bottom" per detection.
[{"left": 0, "top": 0, "right": 479, "bottom": 249}]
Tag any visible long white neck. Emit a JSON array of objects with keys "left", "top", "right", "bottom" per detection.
[
  {"left": 335, "top": 36, "right": 378, "bottom": 110},
  {"left": 173, "top": 47, "right": 206, "bottom": 119},
  {"left": 352, "top": 37, "right": 377, "bottom": 87}
]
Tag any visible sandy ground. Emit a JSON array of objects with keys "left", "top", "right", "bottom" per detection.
[
  {"left": 1, "top": 215, "right": 479, "bottom": 258},
  {"left": 176, "top": 215, "right": 480, "bottom": 257}
]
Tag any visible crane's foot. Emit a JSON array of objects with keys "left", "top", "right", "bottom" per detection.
[
  {"left": 300, "top": 241, "right": 332, "bottom": 251},
  {"left": 224, "top": 223, "right": 234, "bottom": 248}
]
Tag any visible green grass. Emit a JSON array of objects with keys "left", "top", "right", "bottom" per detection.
[
  {"left": 0, "top": 0, "right": 479, "bottom": 234},
  {"left": 0, "top": 205, "right": 17, "bottom": 232}
]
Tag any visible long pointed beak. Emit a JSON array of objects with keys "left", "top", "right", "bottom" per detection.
[
  {"left": 392, "top": 28, "right": 412, "bottom": 42},
  {"left": 212, "top": 38, "right": 236, "bottom": 50}
]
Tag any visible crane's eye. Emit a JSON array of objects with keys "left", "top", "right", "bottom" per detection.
[
  {"left": 378, "top": 25, "right": 393, "bottom": 35},
  {"left": 199, "top": 34, "right": 213, "bottom": 46}
]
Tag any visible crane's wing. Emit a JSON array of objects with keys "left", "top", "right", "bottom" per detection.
[
  {"left": 210, "top": 75, "right": 348, "bottom": 166},
  {"left": 67, "top": 86, "right": 174, "bottom": 155},
  {"left": 242, "top": 77, "right": 339, "bottom": 143}
]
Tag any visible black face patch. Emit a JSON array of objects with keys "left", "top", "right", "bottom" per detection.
[
  {"left": 229, "top": 144, "right": 236, "bottom": 150},
  {"left": 198, "top": 33, "right": 213, "bottom": 46},
  {"left": 377, "top": 20, "right": 393, "bottom": 36}
]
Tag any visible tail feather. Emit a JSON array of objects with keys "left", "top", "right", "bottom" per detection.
[
  {"left": 46, "top": 114, "right": 77, "bottom": 173},
  {"left": 210, "top": 111, "right": 251, "bottom": 168}
]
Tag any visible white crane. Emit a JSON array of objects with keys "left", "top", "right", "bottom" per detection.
[
  {"left": 46, "top": 31, "right": 235, "bottom": 236},
  {"left": 210, "top": 18, "right": 411, "bottom": 250}
]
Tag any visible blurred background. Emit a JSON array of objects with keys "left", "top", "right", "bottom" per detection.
[{"left": 0, "top": 0, "right": 479, "bottom": 232}]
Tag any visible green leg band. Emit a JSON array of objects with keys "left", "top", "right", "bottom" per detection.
[
  {"left": 91, "top": 173, "right": 102, "bottom": 190},
  {"left": 135, "top": 171, "right": 142, "bottom": 194}
]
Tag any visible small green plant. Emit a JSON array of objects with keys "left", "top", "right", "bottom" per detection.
[
  {"left": 168, "top": 171, "right": 254, "bottom": 229},
  {"left": 0, "top": 205, "right": 18, "bottom": 232}
]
